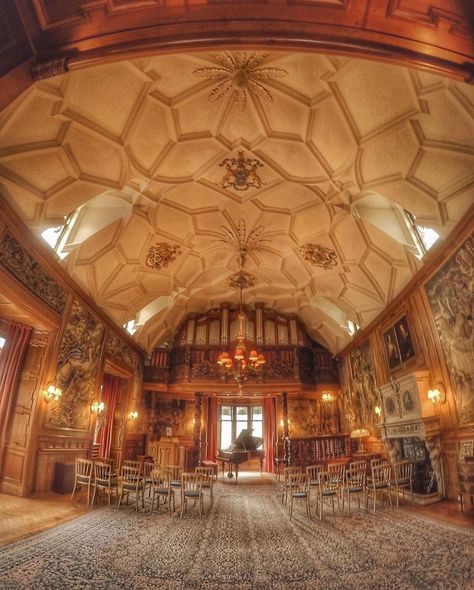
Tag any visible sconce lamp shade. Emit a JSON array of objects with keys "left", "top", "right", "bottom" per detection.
[
  {"left": 128, "top": 410, "right": 138, "bottom": 421},
  {"left": 91, "top": 401, "right": 105, "bottom": 413},
  {"left": 42, "top": 384, "right": 62, "bottom": 402}
]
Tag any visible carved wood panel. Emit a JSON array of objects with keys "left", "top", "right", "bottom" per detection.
[{"left": 0, "top": 0, "right": 32, "bottom": 77}]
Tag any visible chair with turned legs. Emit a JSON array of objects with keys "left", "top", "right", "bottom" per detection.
[
  {"left": 118, "top": 466, "right": 145, "bottom": 511},
  {"left": 92, "top": 461, "right": 118, "bottom": 507},
  {"left": 367, "top": 463, "right": 392, "bottom": 512},
  {"left": 316, "top": 471, "right": 341, "bottom": 520},
  {"left": 150, "top": 469, "right": 175, "bottom": 515},
  {"left": 180, "top": 472, "right": 204, "bottom": 519},
  {"left": 71, "top": 458, "right": 94, "bottom": 505},
  {"left": 287, "top": 473, "right": 311, "bottom": 520},
  {"left": 391, "top": 460, "right": 414, "bottom": 508}
]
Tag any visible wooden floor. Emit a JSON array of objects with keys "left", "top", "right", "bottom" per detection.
[
  {"left": 0, "top": 473, "right": 472, "bottom": 546},
  {"left": 0, "top": 491, "right": 89, "bottom": 546}
]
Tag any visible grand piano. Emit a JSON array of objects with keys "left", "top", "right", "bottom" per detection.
[{"left": 216, "top": 428, "right": 264, "bottom": 480}]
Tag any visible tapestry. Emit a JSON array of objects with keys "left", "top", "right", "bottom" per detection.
[
  {"left": 0, "top": 230, "right": 67, "bottom": 314},
  {"left": 145, "top": 396, "right": 194, "bottom": 438},
  {"left": 339, "top": 356, "right": 354, "bottom": 432},
  {"left": 288, "top": 399, "right": 319, "bottom": 437},
  {"left": 425, "top": 233, "right": 474, "bottom": 425},
  {"left": 47, "top": 300, "right": 105, "bottom": 429},
  {"left": 349, "top": 339, "right": 379, "bottom": 433}
]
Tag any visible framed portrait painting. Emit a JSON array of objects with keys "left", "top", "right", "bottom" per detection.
[
  {"left": 382, "top": 314, "right": 416, "bottom": 373},
  {"left": 394, "top": 315, "right": 415, "bottom": 363},
  {"left": 383, "top": 326, "right": 402, "bottom": 370}
]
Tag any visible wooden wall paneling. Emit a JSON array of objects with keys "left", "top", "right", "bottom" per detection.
[
  {"left": 0, "top": 331, "right": 48, "bottom": 495},
  {"left": 0, "top": 0, "right": 33, "bottom": 77},
  {"left": 34, "top": 435, "right": 90, "bottom": 492}
]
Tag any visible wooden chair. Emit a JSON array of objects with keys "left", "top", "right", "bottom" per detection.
[
  {"left": 367, "top": 463, "right": 392, "bottom": 512},
  {"left": 150, "top": 469, "right": 175, "bottom": 515},
  {"left": 143, "top": 461, "right": 155, "bottom": 497},
  {"left": 306, "top": 465, "right": 324, "bottom": 489},
  {"left": 392, "top": 460, "right": 414, "bottom": 507},
  {"left": 349, "top": 460, "right": 367, "bottom": 472},
  {"left": 316, "top": 470, "right": 341, "bottom": 520},
  {"left": 195, "top": 466, "right": 215, "bottom": 507},
  {"left": 340, "top": 467, "right": 367, "bottom": 515},
  {"left": 370, "top": 458, "right": 386, "bottom": 470},
  {"left": 280, "top": 466, "right": 303, "bottom": 505},
  {"left": 118, "top": 465, "right": 145, "bottom": 511},
  {"left": 328, "top": 463, "right": 346, "bottom": 484},
  {"left": 97, "top": 457, "right": 114, "bottom": 469},
  {"left": 92, "top": 461, "right": 118, "bottom": 507},
  {"left": 123, "top": 459, "right": 141, "bottom": 472},
  {"left": 181, "top": 472, "right": 204, "bottom": 519},
  {"left": 287, "top": 473, "right": 311, "bottom": 520},
  {"left": 71, "top": 458, "right": 94, "bottom": 505}
]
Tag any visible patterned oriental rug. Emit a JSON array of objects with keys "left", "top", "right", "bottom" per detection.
[{"left": 0, "top": 482, "right": 473, "bottom": 590}]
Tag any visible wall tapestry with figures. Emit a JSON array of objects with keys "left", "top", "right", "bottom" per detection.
[
  {"left": 47, "top": 300, "right": 105, "bottom": 429},
  {"left": 288, "top": 399, "right": 320, "bottom": 437},
  {"left": 425, "top": 233, "right": 474, "bottom": 425},
  {"left": 144, "top": 395, "right": 194, "bottom": 439},
  {"left": 349, "top": 339, "right": 379, "bottom": 434},
  {"left": 338, "top": 356, "right": 354, "bottom": 432}
]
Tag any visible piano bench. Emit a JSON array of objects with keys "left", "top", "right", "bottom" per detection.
[{"left": 201, "top": 461, "right": 218, "bottom": 480}]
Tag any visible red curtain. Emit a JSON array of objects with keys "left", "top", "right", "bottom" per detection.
[
  {"left": 98, "top": 375, "right": 120, "bottom": 458},
  {"left": 206, "top": 396, "right": 218, "bottom": 461},
  {"left": 0, "top": 321, "right": 32, "bottom": 475},
  {"left": 263, "top": 397, "right": 276, "bottom": 473}
]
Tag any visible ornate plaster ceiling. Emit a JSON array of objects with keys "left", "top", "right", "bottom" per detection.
[{"left": 0, "top": 52, "right": 473, "bottom": 353}]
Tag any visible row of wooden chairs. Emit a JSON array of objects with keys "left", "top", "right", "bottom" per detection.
[
  {"left": 71, "top": 458, "right": 215, "bottom": 516},
  {"left": 281, "top": 459, "right": 414, "bottom": 520}
]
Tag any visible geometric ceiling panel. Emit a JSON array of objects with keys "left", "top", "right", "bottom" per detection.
[{"left": 0, "top": 51, "right": 472, "bottom": 353}]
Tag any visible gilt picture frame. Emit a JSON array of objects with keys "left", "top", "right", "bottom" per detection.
[{"left": 382, "top": 314, "right": 416, "bottom": 373}]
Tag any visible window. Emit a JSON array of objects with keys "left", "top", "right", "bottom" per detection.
[
  {"left": 219, "top": 404, "right": 264, "bottom": 449},
  {"left": 405, "top": 211, "right": 440, "bottom": 256},
  {"left": 123, "top": 319, "right": 137, "bottom": 335}
]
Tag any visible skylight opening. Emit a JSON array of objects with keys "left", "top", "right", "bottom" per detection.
[
  {"left": 404, "top": 211, "right": 440, "bottom": 257},
  {"left": 417, "top": 225, "right": 439, "bottom": 252},
  {"left": 124, "top": 320, "right": 137, "bottom": 335},
  {"left": 41, "top": 226, "right": 64, "bottom": 250},
  {"left": 347, "top": 321, "right": 360, "bottom": 336},
  {"left": 0, "top": 336, "right": 5, "bottom": 349}
]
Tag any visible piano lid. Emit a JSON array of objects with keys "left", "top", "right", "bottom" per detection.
[{"left": 234, "top": 428, "right": 263, "bottom": 451}]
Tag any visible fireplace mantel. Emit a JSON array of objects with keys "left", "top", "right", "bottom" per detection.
[{"left": 379, "top": 371, "right": 444, "bottom": 501}]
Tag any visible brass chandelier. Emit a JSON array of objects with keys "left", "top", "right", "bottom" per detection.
[{"left": 216, "top": 220, "right": 267, "bottom": 389}]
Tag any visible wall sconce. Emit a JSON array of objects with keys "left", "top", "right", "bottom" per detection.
[
  {"left": 374, "top": 405, "right": 382, "bottom": 416},
  {"left": 427, "top": 382, "right": 446, "bottom": 406},
  {"left": 91, "top": 401, "right": 105, "bottom": 414},
  {"left": 128, "top": 410, "right": 138, "bottom": 421},
  {"left": 42, "top": 384, "right": 62, "bottom": 402},
  {"left": 321, "top": 392, "right": 334, "bottom": 402}
]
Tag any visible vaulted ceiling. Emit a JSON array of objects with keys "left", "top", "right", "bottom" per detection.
[{"left": 0, "top": 52, "right": 473, "bottom": 353}]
